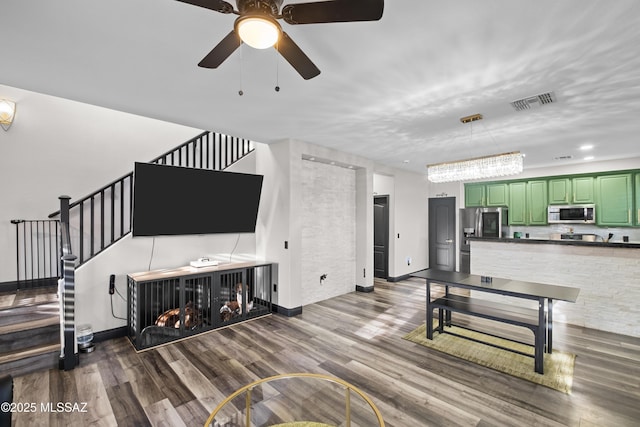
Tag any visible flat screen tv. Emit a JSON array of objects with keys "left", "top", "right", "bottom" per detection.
[{"left": 132, "top": 162, "right": 263, "bottom": 237}]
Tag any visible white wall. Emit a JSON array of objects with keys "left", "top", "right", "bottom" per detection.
[
  {"left": 390, "top": 170, "right": 430, "bottom": 277},
  {"left": 374, "top": 170, "right": 431, "bottom": 278}
]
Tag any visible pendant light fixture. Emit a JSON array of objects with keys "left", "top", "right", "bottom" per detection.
[{"left": 426, "top": 114, "right": 524, "bottom": 183}]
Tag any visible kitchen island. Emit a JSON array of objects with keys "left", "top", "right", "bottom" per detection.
[{"left": 469, "top": 237, "right": 640, "bottom": 338}]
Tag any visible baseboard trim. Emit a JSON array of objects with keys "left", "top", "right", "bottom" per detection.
[
  {"left": 389, "top": 270, "right": 428, "bottom": 282},
  {"left": 0, "top": 281, "right": 18, "bottom": 293},
  {"left": 93, "top": 326, "right": 128, "bottom": 343},
  {"left": 273, "top": 304, "right": 302, "bottom": 317},
  {"left": 387, "top": 274, "right": 411, "bottom": 282},
  {"left": 0, "top": 278, "right": 58, "bottom": 293},
  {"left": 356, "top": 285, "right": 374, "bottom": 293}
]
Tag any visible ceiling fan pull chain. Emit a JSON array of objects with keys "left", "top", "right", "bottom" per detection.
[
  {"left": 275, "top": 41, "right": 280, "bottom": 92},
  {"left": 238, "top": 43, "right": 244, "bottom": 96}
]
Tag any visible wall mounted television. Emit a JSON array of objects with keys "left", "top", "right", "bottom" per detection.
[{"left": 132, "top": 162, "right": 263, "bottom": 237}]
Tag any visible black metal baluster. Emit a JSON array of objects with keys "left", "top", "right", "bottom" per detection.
[
  {"left": 100, "top": 190, "right": 105, "bottom": 250},
  {"left": 205, "top": 132, "right": 210, "bottom": 169},
  {"left": 79, "top": 200, "right": 84, "bottom": 264},
  {"left": 226, "top": 135, "right": 231, "bottom": 168},
  {"left": 110, "top": 184, "right": 115, "bottom": 244},
  {"left": 90, "top": 196, "right": 95, "bottom": 257},
  {"left": 120, "top": 179, "right": 125, "bottom": 238},
  {"left": 129, "top": 173, "right": 133, "bottom": 231}
]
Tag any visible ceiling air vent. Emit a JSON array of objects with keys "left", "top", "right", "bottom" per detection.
[
  {"left": 510, "top": 91, "right": 557, "bottom": 111},
  {"left": 554, "top": 155, "right": 573, "bottom": 160}
]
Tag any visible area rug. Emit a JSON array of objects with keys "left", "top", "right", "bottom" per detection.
[{"left": 403, "top": 323, "right": 575, "bottom": 394}]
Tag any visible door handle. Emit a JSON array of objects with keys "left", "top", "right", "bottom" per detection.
[{"left": 445, "top": 239, "right": 453, "bottom": 243}]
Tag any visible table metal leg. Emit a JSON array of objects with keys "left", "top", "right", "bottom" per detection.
[
  {"left": 547, "top": 298, "right": 554, "bottom": 353},
  {"left": 535, "top": 297, "right": 545, "bottom": 374},
  {"left": 445, "top": 285, "right": 452, "bottom": 326},
  {"left": 426, "top": 281, "right": 433, "bottom": 340}
]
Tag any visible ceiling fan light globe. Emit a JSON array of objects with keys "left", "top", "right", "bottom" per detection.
[{"left": 236, "top": 16, "right": 280, "bottom": 49}]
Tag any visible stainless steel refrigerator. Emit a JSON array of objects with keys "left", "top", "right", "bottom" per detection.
[{"left": 459, "top": 207, "right": 508, "bottom": 273}]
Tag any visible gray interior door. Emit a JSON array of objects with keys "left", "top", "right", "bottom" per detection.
[
  {"left": 428, "top": 197, "right": 456, "bottom": 271},
  {"left": 373, "top": 196, "right": 389, "bottom": 279}
]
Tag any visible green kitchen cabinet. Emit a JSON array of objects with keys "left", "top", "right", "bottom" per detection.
[
  {"left": 486, "top": 183, "right": 509, "bottom": 206},
  {"left": 572, "top": 176, "right": 595, "bottom": 203},
  {"left": 508, "top": 182, "right": 527, "bottom": 225},
  {"left": 549, "top": 176, "right": 594, "bottom": 204},
  {"left": 635, "top": 173, "right": 640, "bottom": 225},
  {"left": 548, "top": 178, "right": 571, "bottom": 204},
  {"left": 465, "top": 183, "right": 486, "bottom": 207},
  {"left": 528, "top": 180, "right": 548, "bottom": 225},
  {"left": 596, "top": 173, "right": 633, "bottom": 226}
]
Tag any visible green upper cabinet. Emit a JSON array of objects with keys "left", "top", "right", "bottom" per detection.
[
  {"left": 465, "top": 183, "right": 486, "bottom": 207},
  {"left": 528, "top": 180, "right": 548, "bottom": 225},
  {"left": 596, "top": 173, "right": 633, "bottom": 226},
  {"left": 572, "top": 176, "right": 595, "bottom": 204},
  {"left": 548, "top": 178, "right": 571, "bottom": 204},
  {"left": 508, "top": 182, "right": 527, "bottom": 225},
  {"left": 549, "top": 176, "right": 594, "bottom": 204},
  {"left": 635, "top": 173, "right": 640, "bottom": 226},
  {"left": 486, "top": 183, "right": 509, "bottom": 206}
]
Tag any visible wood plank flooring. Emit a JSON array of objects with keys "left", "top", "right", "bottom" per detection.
[{"left": 9, "top": 278, "right": 640, "bottom": 426}]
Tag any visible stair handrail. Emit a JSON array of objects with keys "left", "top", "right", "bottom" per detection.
[
  {"left": 48, "top": 130, "right": 211, "bottom": 218},
  {"left": 48, "top": 130, "right": 253, "bottom": 218},
  {"left": 48, "top": 172, "right": 134, "bottom": 219},
  {"left": 43, "top": 130, "right": 254, "bottom": 266}
]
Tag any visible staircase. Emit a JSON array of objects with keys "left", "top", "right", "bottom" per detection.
[
  {"left": 0, "top": 286, "right": 60, "bottom": 377},
  {"left": 4, "top": 130, "right": 256, "bottom": 376}
]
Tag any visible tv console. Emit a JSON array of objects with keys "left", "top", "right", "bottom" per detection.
[{"left": 127, "top": 261, "right": 276, "bottom": 350}]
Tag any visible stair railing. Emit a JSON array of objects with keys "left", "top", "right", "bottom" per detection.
[
  {"left": 47, "top": 131, "right": 254, "bottom": 266},
  {"left": 10, "top": 219, "right": 60, "bottom": 288}
]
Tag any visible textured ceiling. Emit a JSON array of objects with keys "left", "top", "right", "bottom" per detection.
[{"left": 2, "top": 0, "right": 640, "bottom": 174}]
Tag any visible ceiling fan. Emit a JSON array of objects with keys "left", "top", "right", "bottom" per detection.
[{"left": 176, "top": 0, "right": 384, "bottom": 80}]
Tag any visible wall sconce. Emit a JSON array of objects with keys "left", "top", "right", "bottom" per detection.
[{"left": 0, "top": 99, "right": 16, "bottom": 131}]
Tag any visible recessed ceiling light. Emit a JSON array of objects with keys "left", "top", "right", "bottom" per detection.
[
  {"left": 580, "top": 144, "right": 594, "bottom": 151},
  {"left": 403, "top": 160, "right": 410, "bottom": 164},
  {"left": 584, "top": 156, "right": 594, "bottom": 161}
]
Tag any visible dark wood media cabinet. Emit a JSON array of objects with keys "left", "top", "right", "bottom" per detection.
[{"left": 127, "top": 261, "right": 276, "bottom": 350}]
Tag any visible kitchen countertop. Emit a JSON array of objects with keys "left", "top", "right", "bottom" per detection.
[{"left": 469, "top": 236, "right": 640, "bottom": 249}]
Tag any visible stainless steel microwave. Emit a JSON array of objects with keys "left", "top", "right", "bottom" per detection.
[{"left": 547, "top": 204, "right": 595, "bottom": 224}]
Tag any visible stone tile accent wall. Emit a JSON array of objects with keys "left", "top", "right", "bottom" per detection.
[
  {"left": 301, "top": 160, "right": 356, "bottom": 305},
  {"left": 471, "top": 240, "right": 640, "bottom": 337}
]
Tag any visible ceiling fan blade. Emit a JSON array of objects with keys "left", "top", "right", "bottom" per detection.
[
  {"left": 198, "top": 30, "right": 241, "bottom": 68},
  {"left": 175, "top": 0, "right": 234, "bottom": 14},
  {"left": 282, "top": 0, "right": 384, "bottom": 25},
  {"left": 276, "top": 32, "right": 321, "bottom": 80}
]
